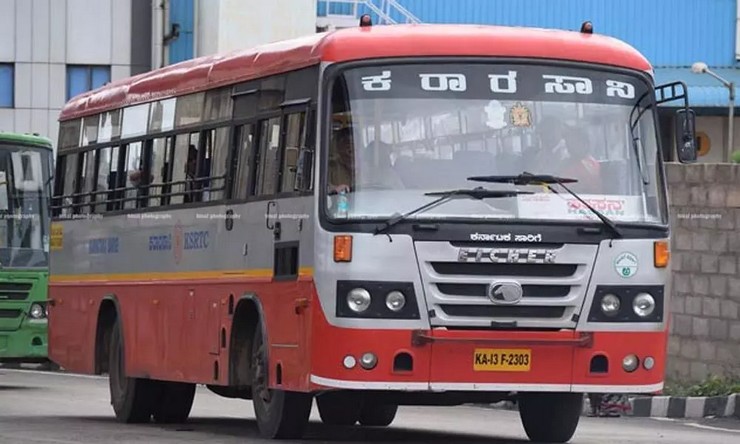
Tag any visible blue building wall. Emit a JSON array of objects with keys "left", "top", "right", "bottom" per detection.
[
  {"left": 317, "top": 1, "right": 740, "bottom": 107},
  {"left": 318, "top": 0, "right": 738, "bottom": 68},
  {"left": 169, "top": 0, "right": 195, "bottom": 65}
]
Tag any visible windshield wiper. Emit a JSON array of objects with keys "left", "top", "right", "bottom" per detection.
[
  {"left": 373, "top": 187, "right": 532, "bottom": 236},
  {"left": 468, "top": 172, "right": 623, "bottom": 239}
]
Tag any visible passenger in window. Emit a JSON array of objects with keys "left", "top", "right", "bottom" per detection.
[
  {"left": 127, "top": 167, "right": 151, "bottom": 188},
  {"left": 359, "top": 141, "right": 404, "bottom": 189},
  {"left": 561, "top": 127, "right": 602, "bottom": 193},
  {"left": 198, "top": 155, "right": 212, "bottom": 200},
  {"left": 530, "top": 117, "right": 571, "bottom": 174},
  {"left": 328, "top": 127, "right": 354, "bottom": 194},
  {"left": 185, "top": 145, "right": 200, "bottom": 203}
]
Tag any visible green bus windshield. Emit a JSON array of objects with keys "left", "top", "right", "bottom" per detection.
[{"left": 0, "top": 136, "right": 53, "bottom": 269}]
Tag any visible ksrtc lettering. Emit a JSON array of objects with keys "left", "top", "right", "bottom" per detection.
[{"left": 184, "top": 231, "right": 209, "bottom": 250}]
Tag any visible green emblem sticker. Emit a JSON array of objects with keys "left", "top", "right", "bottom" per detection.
[{"left": 614, "top": 252, "right": 638, "bottom": 278}]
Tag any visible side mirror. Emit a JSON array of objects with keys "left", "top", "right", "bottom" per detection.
[
  {"left": 675, "top": 109, "right": 697, "bottom": 163},
  {"left": 294, "top": 147, "right": 314, "bottom": 192}
]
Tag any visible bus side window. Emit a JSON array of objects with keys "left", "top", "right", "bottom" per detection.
[
  {"left": 52, "top": 155, "right": 66, "bottom": 217},
  {"left": 198, "top": 130, "right": 215, "bottom": 200},
  {"left": 280, "top": 111, "right": 306, "bottom": 193},
  {"left": 108, "top": 146, "right": 123, "bottom": 211},
  {"left": 79, "top": 151, "right": 96, "bottom": 215},
  {"left": 150, "top": 137, "right": 172, "bottom": 207},
  {"left": 171, "top": 132, "right": 199, "bottom": 205},
  {"left": 233, "top": 124, "right": 255, "bottom": 199},
  {"left": 95, "top": 146, "right": 113, "bottom": 214},
  {"left": 61, "top": 153, "right": 78, "bottom": 215},
  {"left": 255, "top": 117, "right": 281, "bottom": 196},
  {"left": 205, "top": 127, "right": 229, "bottom": 201},
  {"left": 123, "top": 142, "right": 143, "bottom": 210}
]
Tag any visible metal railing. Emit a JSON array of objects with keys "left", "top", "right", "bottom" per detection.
[{"left": 317, "top": 0, "right": 421, "bottom": 28}]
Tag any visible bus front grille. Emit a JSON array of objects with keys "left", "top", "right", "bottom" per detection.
[
  {"left": 430, "top": 262, "right": 578, "bottom": 277},
  {"left": 0, "top": 283, "right": 33, "bottom": 301},
  {"left": 415, "top": 242, "right": 598, "bottom": 329},
  {"left": 0, "top": 309, "right": 22, "bottom": 319}
]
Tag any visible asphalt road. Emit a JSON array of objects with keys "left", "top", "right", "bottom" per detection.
[{"left": 1, "top": 368, "right": 739, "bottom": 444}]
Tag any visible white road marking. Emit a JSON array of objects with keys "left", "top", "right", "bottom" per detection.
[
  {"left": 650, "top": 417, "right": 740, "bottom": 434},
  {"left": 682, "top": 423, "right": 740, "bottom": 434}
]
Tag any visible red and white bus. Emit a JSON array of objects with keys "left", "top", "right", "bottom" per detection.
[{"left": 49, "top": 19, "right": 696, "bottom": 443}]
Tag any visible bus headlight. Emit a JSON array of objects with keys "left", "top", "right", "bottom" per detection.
[
  {"left": 633, "top": 293, "right": 655, "bottom": 317},
  {"left": 600, "top": 294, "right": 621, "bottom": 316},
  {"left": 385, "top": 291, "right": 406, "bottom": 312},
  {"left": 359, "top": 352, "right": 378, "bottom": 370},
  {"left": 622, "top": 354, "right": 639, "bottom": 372},
  {"left": 347, "top": 288, "right": 371, "bottom": 313},
  {"left": 30, "top": 303, "right": 45, "bottom": 319}
]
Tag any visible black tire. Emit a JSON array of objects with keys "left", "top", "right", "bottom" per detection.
[
  {"left": 152, "top": 381, "right": 196, "bottom": 424},
  {"left": 358, "top": 402, "right": 397, "bottom": 427},
  {"left": 251, "top": 325, "right": 312, "bottom": 439},
  {"left": 518, "top": 392, "right": 582, "bottom": 443},
  {"left": 108, "top": 320, "right": 156, "bottom": 423},
  {"left": 316, "top": 391, "right": 363, "bottom": 426}
]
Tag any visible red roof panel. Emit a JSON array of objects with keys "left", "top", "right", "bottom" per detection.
[{"left": 59, "top": 24, "right": 652, "bottom": 121}]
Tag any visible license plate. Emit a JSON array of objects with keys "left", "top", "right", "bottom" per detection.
[{"left": 473, "top": 348, "right": 531, "bottom": 372}]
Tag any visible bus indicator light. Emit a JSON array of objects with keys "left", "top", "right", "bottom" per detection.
[
  {"left": 654, "top": 240, "right": 669, "bottom": 268},
  {"left": 334, "top": 235, "right": 353, "bottom": 262}
]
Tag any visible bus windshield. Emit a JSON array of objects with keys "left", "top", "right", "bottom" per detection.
[
  {"left": 324, "top": 62, "right": 667, "bottom": 226},
  {"left": 0, "top": 145, "right": 52, "bottom": 268}
]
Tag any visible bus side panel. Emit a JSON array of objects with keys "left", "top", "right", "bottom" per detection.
[
  {"left": 259, "top": 278, "right": 315, "bottom": 392},
  {"left": 48, "top": 284, "right": 99, "bottom": 374},
  {"left": 49, "top": 198, "right": 316, "bottom": 389},
  {"left": 119, "top": 280, "right": 230, "bottom": 384},
  {"left": 50, "top": 278, "right": 317, "bottom": 389}
]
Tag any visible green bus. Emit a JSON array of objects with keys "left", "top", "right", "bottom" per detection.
[{"left": 0, "top": 132, "right": 53, "bottom": 365}]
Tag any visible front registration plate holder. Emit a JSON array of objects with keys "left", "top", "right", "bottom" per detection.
[{"left": 473, "top": 348, "right": 531, "bottom": 372}]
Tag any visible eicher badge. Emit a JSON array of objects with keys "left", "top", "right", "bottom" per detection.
[{"left": 509, "top": 102, "right": 532, "bottom": 127}]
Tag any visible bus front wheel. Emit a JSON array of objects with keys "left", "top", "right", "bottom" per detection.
[
  {"left": 250, "top": 325, "right": 312, "bottom": 439},
  {"left": 518, "top": 392, "right": 582, "bottom": 443},
  {"left": 359, "top": 402, "right": 397, "bottom": 427},
  {"left": 108, "top": 320, "right": 157, "bottom": 423},
  {"left": 316, "top": 391, "right": 363, "bottom": 425}
]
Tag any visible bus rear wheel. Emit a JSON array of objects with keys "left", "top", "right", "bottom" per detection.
[
  {"left": 359, "top": 402, "right": 397, "bottom": 427},
  {"left": 250, "top": 325, "right": 312, "bottom": 439},
  {"left": 518, "top": 392, "right": 582, "bottom": 443},
  {"left": 108, "top": 320, "right": 156, "bottom": 423},
  {"left": 152, "top": 381, "right": 196, "bottom": 424},
  {"left": 316, "top": 391, "right": 363, "bottom": 425}
]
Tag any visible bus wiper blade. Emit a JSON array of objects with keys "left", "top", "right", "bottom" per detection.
[
  {"left": 373, "top": 187, "right": 532, "bottom": 236},
  {"left": 469, "top": 172, "right": 623, "bottom": 239},
  {"left": 467, "top": 172, "right": 578, "bottom": 185},
  {"left": 425, "top": 188, "right": 533, "bottom": 198}
]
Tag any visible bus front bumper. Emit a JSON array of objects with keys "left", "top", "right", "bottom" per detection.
[
  {"left": 310, "top": 316, "right": 665, "bottom": 394},
  {"left": 0, "top": 320, "right": 48, "bottom": 362}
]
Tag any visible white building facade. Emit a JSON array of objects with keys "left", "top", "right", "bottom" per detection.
[
  {"left": 0, "top": 0, "right": 152, "bottom": 148},
  {"left": 0, "top": 0, "right": 317, "bottom": 152}
]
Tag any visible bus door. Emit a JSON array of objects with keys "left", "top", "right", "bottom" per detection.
[{"left": 264, "top": 104, "right": 311, "bottom": 282}]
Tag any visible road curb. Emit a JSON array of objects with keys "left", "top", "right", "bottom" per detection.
[{"left": 629, "top": 393, "right": 740, "bottom": 419}]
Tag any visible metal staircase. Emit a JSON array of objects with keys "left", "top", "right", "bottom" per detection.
[{"left": 316, "top": 0, "right": 421, "bottom": 31}]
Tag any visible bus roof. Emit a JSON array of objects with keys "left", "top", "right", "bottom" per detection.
[
  {"left": 59, "top": 24, "right": 652, "bottom": 121},
  {"left": 0, "top": 132, "right": 53, "bottom": 148}
]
